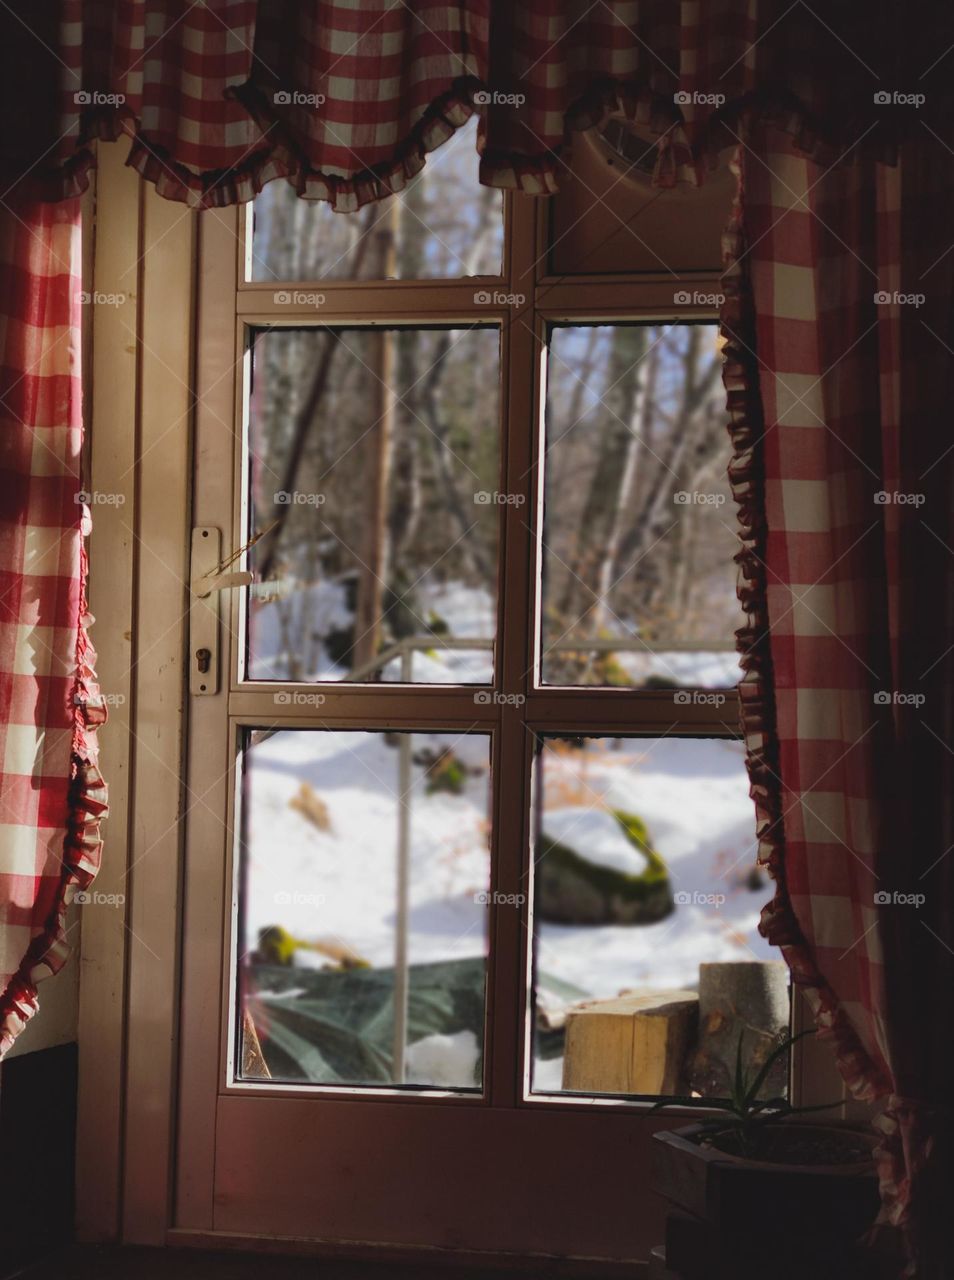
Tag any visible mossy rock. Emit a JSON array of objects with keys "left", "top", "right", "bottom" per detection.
[{"left": 536, "top": 808, "right": 674, "bottom": 925}]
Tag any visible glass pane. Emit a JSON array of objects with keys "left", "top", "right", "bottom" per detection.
[
  {"left": 528, "top": 736, "right": 790, "bottom": 1100},
  {"left": 237, "top": 729, "right": 492, "bottom": 1090},
  {"left": 250, "top": 118, "right": 503, "bottom": 282},
  {"left": 539, "top": 323, "right": 743, "bottom": 688},
  {"left": 245, "top": 325, "right": 499, "bottom": 683}
]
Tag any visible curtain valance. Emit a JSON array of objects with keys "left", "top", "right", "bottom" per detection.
[{"left": 0, "top": 2, "right": 945, "bottom": 209}]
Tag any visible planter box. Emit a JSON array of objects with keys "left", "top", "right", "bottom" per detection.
[{"left": 652, "top": 1123, "right": 880, "bottom": 1243}]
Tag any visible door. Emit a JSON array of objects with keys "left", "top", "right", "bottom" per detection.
[{"left": 174, "top": 124, "right": 773, "bottom": 1262}]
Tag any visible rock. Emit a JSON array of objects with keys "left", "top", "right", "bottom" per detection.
[{"left": 536, "top": 808, "right": 674, "bottom": 925}]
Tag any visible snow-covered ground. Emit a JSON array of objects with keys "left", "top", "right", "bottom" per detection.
[
  {"left": 248, "top": 575, "right": 742, "bottom": 687},
  {"left": 241, "top": 727, "right": 776, "bottom": 1090},
  {"left": 247, "top": 579, "right": 495, "bottom": 683}
]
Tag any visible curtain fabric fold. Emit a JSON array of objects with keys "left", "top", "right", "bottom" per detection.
[
  {"left": 722, "top": 122, "right": 954, "bottom": 1277},
  {"left": 0, "top": 197, "right": 107, "bottom": 1054}
]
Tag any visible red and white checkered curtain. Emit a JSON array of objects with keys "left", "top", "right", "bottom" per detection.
[
  {"left": 0, "top": 199, "right": 107, "bottom": 1054},
  {"left": 722, "top": 123, "right": 954, "bottom": 1275}
]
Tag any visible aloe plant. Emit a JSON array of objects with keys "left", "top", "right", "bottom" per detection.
[{"left": 650, "top": 1028, "right": 841, "bottom": 1156}]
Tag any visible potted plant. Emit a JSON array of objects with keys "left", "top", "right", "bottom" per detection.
[{"left": 650, "top": 1030, "right": 881, "bottom": 1273}]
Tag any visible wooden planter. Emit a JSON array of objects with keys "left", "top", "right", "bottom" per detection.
[{"left": 652, "top": 1122, "right": 881, "bottom": 1243}]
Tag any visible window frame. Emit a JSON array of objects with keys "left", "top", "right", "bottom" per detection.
[{"left": 221, "top": 188, "right": 746, "bottom": 1110}]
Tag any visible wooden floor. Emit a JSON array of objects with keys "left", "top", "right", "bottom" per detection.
[{"left": 5, "top": 1245, "right": 635, "bottom": 1280}]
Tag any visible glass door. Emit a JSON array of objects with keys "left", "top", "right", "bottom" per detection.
[{"left": 175, "top": 125, "right": 776, "bottom": 1261}]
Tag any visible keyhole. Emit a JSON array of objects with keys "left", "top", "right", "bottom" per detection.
[{"left": 196, "top": 647, "right": 211, "bottom": 674}]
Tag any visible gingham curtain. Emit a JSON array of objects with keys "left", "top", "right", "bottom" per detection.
[
  {"left": 0, "top": 197, "right": 107, "bottom": 1054},
  {"left": 722, "top": 122, "right": 954, "bottom": 1276},
  {"left": 1, "top": 1, "right": 953, "bottom": 1273}
]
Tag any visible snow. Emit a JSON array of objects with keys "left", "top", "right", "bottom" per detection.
[
  {"left": 247, "top": 578, "right": 494, "bottom": 683},
  {"left": 543, "top": 807, "right": 657, "bottom": 877},
  {"left": 405, "top": 1030, "right": 480, "bottom": 1088},
  {"left": 242, "top": 726, "right": 779, "bottom": 1092}
]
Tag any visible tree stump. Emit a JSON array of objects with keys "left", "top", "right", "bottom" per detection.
[
  {"left": 688, "top": 961, "right": 790, "bottom": 1098},
  {"left": 562, "top": 990, "right": 698, "bottom": 1095}
]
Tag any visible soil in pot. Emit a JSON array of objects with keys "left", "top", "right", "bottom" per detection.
[{"left": 702, "top": 1124, "right": 875, "bottom": 1166}]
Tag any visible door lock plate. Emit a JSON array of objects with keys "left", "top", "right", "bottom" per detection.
[{"left": 190, "top": 527, "right": 221, "bottom": 695}]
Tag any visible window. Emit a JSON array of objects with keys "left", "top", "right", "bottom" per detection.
[{"left": 219, "top": 153, "right": 787, "bottom": 1104}]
